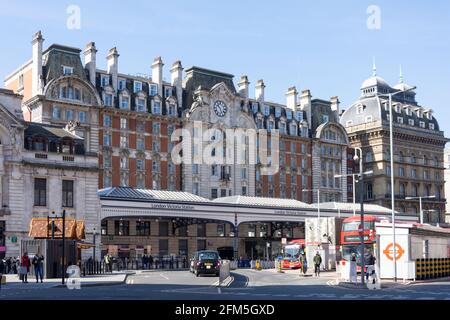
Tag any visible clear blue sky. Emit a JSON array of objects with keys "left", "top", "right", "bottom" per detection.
[{"left": 1, "top": 0, "right": 449, "bottom": 136}]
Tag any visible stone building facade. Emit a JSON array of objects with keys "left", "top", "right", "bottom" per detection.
[{"left": 340, "top": 69, "right": 449, "bottom": 223}]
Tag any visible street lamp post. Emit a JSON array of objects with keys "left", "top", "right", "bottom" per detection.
[
  {"left": 93, "top": 227, "right": 97, "bottom": 269},
  {"left": 335, "top": 171, "right": 373, "bottom": 217},
  {"left": 378, "top": 86, "right": 417, "bottom": 282},
  {"left": 353, "top": 147, "right": 365, "bottom": 286},
  {"left": 405, "top": 196, "right": 436, "bottom": 224},
  {"left": 62, "top": 209, "right": 66, "bottom": 285}
]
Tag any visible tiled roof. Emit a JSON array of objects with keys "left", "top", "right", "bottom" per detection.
[
  {"left": 212, "top": 195, "right": 311, "bottom": 209},
  {"left": 98, "top": 187, "right": 210, "bottom": 203}
]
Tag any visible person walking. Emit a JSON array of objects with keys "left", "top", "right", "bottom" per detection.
[
  {"left": 20, "top": 252, "right": 30, "bottom": 283},
  {"left": 142, "top": 254, "right": 148, "bottom": 270},
  {"left": 32, "top": 253, "right": 44, "bottom": 283},
  {"left": 103, "top": 254, "right": 111, "bottom": 273},
  {"left": 313, "top": 251, "right": 322, "bottom": 277},
  {"left": 364, "top": 250, "right": 376, "bottom": 283},
  {"left": 148, "top": 254, "right": 153, "bottom": 270}
]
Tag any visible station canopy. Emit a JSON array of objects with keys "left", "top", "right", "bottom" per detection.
[{"left": 212, "top": 195, "right": 311, "bottom": 209}]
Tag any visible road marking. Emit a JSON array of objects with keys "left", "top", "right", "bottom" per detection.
[{"left": 159, "top": 273, "right": 169, "bottom": 280}]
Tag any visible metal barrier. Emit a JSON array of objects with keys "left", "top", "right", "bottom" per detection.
[{"left": 416, "top": 258, "right": 450, "bottom": 280}]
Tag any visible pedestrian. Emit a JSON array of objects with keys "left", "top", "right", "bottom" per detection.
[
  {"left": 103, "top": 254, "right": 111, "bottom": 273},
  {"left": 6, "top": 257, "right": 11, "bottom": 274},
  {"left": 142, "top": 254, "right": 148, "bottom": 270},
  {"left": 350, "top": 252, "right": 357, "bottom": 262},
  {"left": 20, "top": 252, "right": 30, "bottom": 283},
  {"left": 364, "top": 250, "right": 376, "bottom": 283},
  {"left": 300, "top": 252, "right": 308, "bottom": 275},
  {"left": 0, "top": 257, "right": 4, "bottom": 274},
  {"left": 32, "top": 252, "right": 44, "bottom": 283},
  {"left": 148, "top": 254, "right": 153, "bottom": 270},
  {"left": 313, "top": 251, "right": 322, "bottom": 277}
]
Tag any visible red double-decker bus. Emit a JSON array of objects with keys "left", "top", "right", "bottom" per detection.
[
  {"left": 340, "top": 215, "right": 382, "bottom": 271},
  {"left": 282, "top": 239, "right": 305, "bottom": 269}
]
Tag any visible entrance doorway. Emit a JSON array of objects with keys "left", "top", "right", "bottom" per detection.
[{"left": 217, "top": 246, "right": 233, "bottom": 260}]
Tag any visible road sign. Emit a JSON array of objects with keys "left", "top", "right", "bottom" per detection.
[{"left": 383, "top": 243, "right": 405, "bottom": 261}]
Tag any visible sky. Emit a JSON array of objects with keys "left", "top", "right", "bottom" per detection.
[{"left": 1, "top": 0, "right": 449, "bottom": 135}]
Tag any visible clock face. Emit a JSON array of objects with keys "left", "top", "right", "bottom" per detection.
[{"left": 213, "top": 100, "right": 228, "bottom": 117}]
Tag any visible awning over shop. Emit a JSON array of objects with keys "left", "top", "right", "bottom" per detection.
[{"left": 28, "top": 218, "right": 86, "bottom": 240}]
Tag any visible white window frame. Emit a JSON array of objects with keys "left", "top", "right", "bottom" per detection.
[
  {"left": 53, "top": 106, "right": 61, "bottom": 119},
  {"left": 152, "top": 100, "right": 161, "bottom": 114},
  {"left": 149, "top": 84, "right": 158, "bottom": 96},
  {"left": 118, "top": 79, "right": 126, "bottom": 91},
  {"left": 101, "top": 75, "right": 110, "bottom": 88},
  {"left": 62, "top": 65, "right": 74, "bottom": 75},
  {"left": 136, "top": 97, "right": 146, "bottom": 112},
  {"left": 120, "top": 94, "right": 130, "bottom": 109},
  {"left": 133, "top": 81, "right": 142, "bottom": 93}
]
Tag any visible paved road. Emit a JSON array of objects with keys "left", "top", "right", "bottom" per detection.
[{"left": 1, "top": 269, "right": 450, "bottom": 300}]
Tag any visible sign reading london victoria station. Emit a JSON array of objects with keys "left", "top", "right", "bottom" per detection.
[{"left": 169, "top": 120, "right": 280, "bottom": 175}]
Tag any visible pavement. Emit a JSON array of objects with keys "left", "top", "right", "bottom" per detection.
[
  {"left": 1, "top": 271, "right": 132, "bottom": 290},
  {"left": 0, "top": 268, "right": 449, "bottom": 300}
]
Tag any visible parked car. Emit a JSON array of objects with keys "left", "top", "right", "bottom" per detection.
[{"left": 192, "top": 250, "right": 221, "bottom": 277}]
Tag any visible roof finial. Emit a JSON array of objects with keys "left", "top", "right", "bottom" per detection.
[
  {"left": 372, "top": 57, "right": 377, "bottom": 77},
  {"left": 399, "top": 65, "right": 404, "bottom": 84}
]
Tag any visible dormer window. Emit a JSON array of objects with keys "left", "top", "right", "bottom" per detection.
[
  {"left": 267, "top": 119, "right": 274, "bottom": 131},
  {"left": 164, "top": 87, "right": 173, "bottom": 98},
  {"left": 286, "top": 110, "right": 292, "bottom": 120},
  {"left": 322, "top": 115, "right": 329, "bottom": 124},
  {"left": 296, "top": 111, "right": 303, "bottom": 121},
  {"left": 136, "top": 98, "right": 146, "bottom": 112},
  {"left": 62, "top": 66, "right": 73, "bottom": 75},
  {"left": 356, "top": 104, "right": 364, "bottom": 114},
  {"left": 417, "top": 110, "right": 423, "bottom": 118},
  {"left": 394, "top": 104, "right": 401, "bottom": 113},
  {"left": 133, "top": 81, "right": 142, "bottom": 93},
  {"left": 279, "top": 121, "right": 286, "bottom": 135},
  {"left": 408, "top": 119, "right": 414, "bottom": 126},
  {"left": 104, "top": 94, "right": 113, "bottom": 107},
  {"left": 419, "top": 121, "right": 425, "bottom": 128},
  {"left": 429, "top": 123, "right": 435, "bottom": 130},
  {"left": 149, "top": 84, "right": 158, "bottom": 96},
  {"left": 168, "top": 103, "right": 177, "bottom": 116},
  {"left": 397, "top": 117, "right": 403, "bottom": 124},
  {"left": 426, "top": 112, "right": 433, "bottom": 120},
  {"left": 264, "top": 105, "right": 270, "bottom": 116},
  {"left": 275, "top": 107, "right": 281, "bottom": 118},
  {"left": 252, "top": 102, "right": 258, "bottom": 114},
  {"left": 152, "top": 100, "right": 161, "bottom": 114},
  {"left": 256, "top": 118, "right": 263, "bottom": 129},
  {"left": 118, "top": 79, "right": 126, "bottom": 91},
  {"left": 290, "top": 123, "right": 297, "bottom": 136},
  {"left": 101, "top": 75, "right": 110, "bottom": 88},
  {"left": 120, "top": 94, "right": 130, "bottom": 109}
]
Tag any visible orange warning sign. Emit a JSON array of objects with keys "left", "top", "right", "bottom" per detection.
[{"left": 383, "top": 243, "right": 405, "bottom": 261}]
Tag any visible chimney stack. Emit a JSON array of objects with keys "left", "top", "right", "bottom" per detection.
[
  {"left": 255, "top": 79, "right": 265, "bottom": 101},
  {"left": 106, "top": 47, "right": 119, "bottom": 92},
  {"left": 300, "top": 89, "right": 312, "bottom": 129},
  {"left": 152, "top": 56, "right": 164, "bottom": 97},
  {"left": 286, "top": 86, "right": 298, "bottom": 111},
  {"left": 84, "top": 42, "right": 97, "bottom": 86},
  {"left": 238, "top": 75, "right": 250, "bottom": 98},
  {"left": 170, "top": 60, "right": 183, "bottom": 108},
  {"left": 330, "top": 96, "right": 340, "bottom": 116},
  {"left": 31, "top": 30, "right": 44, "bottom": 96}
]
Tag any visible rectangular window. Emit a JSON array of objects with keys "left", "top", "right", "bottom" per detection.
[
  {"left": 136, "top": 220, "right": 150, "bottom": 236},
  {"left": 78, "top": 111, "right": 86, "bottom": 123},
  {"left": 159, "top": 239, "right": 169, "bottom": 256},
  {"left": 114, "top": 220, "right": 130, "bottom": 236},
  {"left": 62, "top": 66, "right": 73, "bottom": 75},
  {"left": 137, "top": 121, "right": 145, "bottom": 132},
  {"left": 179, "top": 239, "right": 188, "bottom": 256},
  {"left": 62, "top": 180, "right": 74, "bottom": 207},
  {"left": 103, "top": 134, "right": 111, "bottom": 146},
  {"left": 118, "top": 79, "right": 126, "bottom": 91},
  {"left": 136, "top": 98, "right": 146, "bottom": 112},
  {"left": 159, "top": 221, "right": 169, "bottom": 236},
  {"left": 322, "top": 115, "right": 329, "bottom": 123},
  {"left": 164, "top": 87, "right": 172, "bottom": 97},
  {"left": 34, "top": 178, "right": 46, "bottom": 206},
  {"left": 168, "top": 103, "right": 176, "bottom": 116},
  {"left": 136, "top": 138, "right": 144, "bottom": 151},
  {"left": 296, "top": 111, "right": 303, "bottom": 121},
  {"left": 217, "top": 224, "right": 225, "bottom": 237},
  {"left": 101, "top": 75, "right": 110, "bottom": 87},
  {"left": 120, "top": 96, "right": 129, "bottom": 109},
  {"left": 103, "top": 155, "right": 111, "bottom": 168},
  {"left": 152, "top": 122, "right": 160, "bottom": 135},
  {"left": 408, "top": 119, "right": 414, "bottom": 126},
  {"left": 104, "top": 94, "right": 113, "bottom": 107},
  {"left": 149, "top": 84, "right": 158, "bottom": 96},
  {"left": 152, "top": 101, "right": 161, "bottom": 114},
  {"left": 429, "top": 123, "right": 435, "bottom": 130},
  {"left": 419, "top": 121, "right": 425, "bottom": 128},
  {"left": 120, "top": 118, "right": 128, "bottom": 129},
  {"left": 66, "top": 110, "right": 74, "bottom": 121},
  {"left": 53, "top": 106, "right": 61, "bottom": 119},
  {"left": 152, "top": 160, "right": 160, "bottom": 173},
  {"left": 101, "top": 220, "right": 108, "bottom": 236},
  {"left": 136, "top": 159, "right": 144, "bottom": 171},
  {"left": 133, "top": 81, "right": 142, "bottom": 93},
  {"left": 152, "top": 141, "right": 160, "bottom": 152},
  {"left": 397, "top": 117, "right": 404, "bottom": 124},
  {"left": 103, "top": 175, "right": 111, "bottom": 188},
  {"left": 264, "top": 105, "right": 270, "bottom": 116},
  {"left": 211, "top": 188, "right": 218, "bottom": 199},
  {"left": 197, "top": 239, "right": 206, "bottom": 251},
  {"left": 242, "top": 186, "right": 247, "bottom": 195},
  {"left": 197, "top": 223, "right": 206, "bottom": 237},
  {"left": 241, "top": 168, "right": 247, "bottom": 179},
  {"left": 193, "top": 182, "right": 199, "bottom": 195},
  {"left": 120, "top": 135, "right": 128, "bottom": 148}
]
